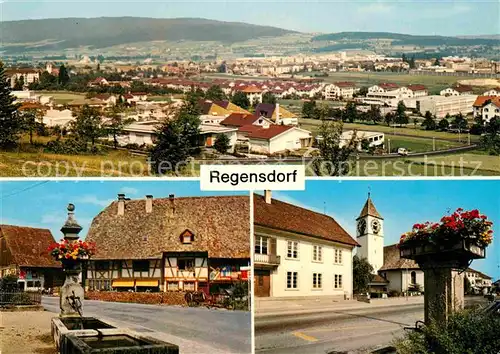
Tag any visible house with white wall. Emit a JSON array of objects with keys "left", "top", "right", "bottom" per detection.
[
  {"left": 324, "top": 82, "right": 356, "bottom": 100},
  {"left": 483, "top": 88, "right": 500, "bottom": 96},
  {"left": 239, "top": 125, "right": 312, "bottom": 154},
  {"left": 440, "top": 85, "right": 473, "bottom": 96},
  {"left": 254, "top": 191, "right": 358, "bottom": 298},
  {"left": 473, "top": 96, "right": 500, "bottom": 123}
]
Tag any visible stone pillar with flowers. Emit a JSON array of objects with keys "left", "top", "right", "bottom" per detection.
[
  {"left": 399, "top": 208, "right": 493, "bottom": 324},
  {"left": 48, "top": 204, "right": 95, "bottom": 318}
]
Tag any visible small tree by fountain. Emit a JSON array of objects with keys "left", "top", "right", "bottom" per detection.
[
  {"left": 48, "top": 204, "right": 95, "bottom": 318},
  {"left": 399, "top": 208, "right": 493, "bottom": 324}
]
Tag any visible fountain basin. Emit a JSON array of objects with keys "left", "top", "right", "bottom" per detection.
[
  {"left": 51, "top": 317, "right": 116, "bottom": 350},
  {"left": 62, "top": 332, "right": 179, "bottom": 354}
]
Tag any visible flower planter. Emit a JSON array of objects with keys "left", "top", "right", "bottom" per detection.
[{"left": 400, "top": 239, "right": 485, "bottom": 270}]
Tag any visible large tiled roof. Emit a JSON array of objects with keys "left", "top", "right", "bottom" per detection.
[
  {"left": 239, "top": 124, "right": 294, "bottom": 140},
  {"left": 452, "top": 85, "right": 473, "bottom": 93},
  {"left": 379, "top": 244, "right": 419, "bottom": 271},
  {"left": 473, "top": 96, "right": 500, "bottom": 108},
  {"left": 0, "top": 225, "right": 60, "bottom": 268},
  {"left": 254, "top": 194, "right": 359, "bottom": 247},
  {"left": 407, "top": 84, "right": 427, "bottom": 91},
  {"left": 220, "top": 113, "right": 259, "bottom": 127},
  {"left": 86, "top": 195, "right": 250, "bottom": 260}
]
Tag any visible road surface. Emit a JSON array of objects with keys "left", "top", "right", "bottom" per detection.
[
  {"left": 255, "top": 296, "right": 489, "bottom": 354},
  {"left": 256, "top": 302, "right": 423, "bottom": 354},
  {"left": 42, "top": 296, "right": 251, "bottom": 354}
]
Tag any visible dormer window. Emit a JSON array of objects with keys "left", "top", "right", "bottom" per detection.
[{"left": 180, "top": 229, "right": 194, "bottom": 244}]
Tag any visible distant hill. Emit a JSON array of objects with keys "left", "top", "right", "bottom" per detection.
[
  {"left": 0, "top": 17, "right": 297, "bottom": 51},
  {"left": 312, "top": 32, "right": 500, "bottom": 46}
]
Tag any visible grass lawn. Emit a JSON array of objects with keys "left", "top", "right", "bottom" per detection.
[
  {"left": 35, "top": 91, "right": 86, "bottom": 105},
  {"left": 299, "top": 118, "right": 479, "bottom": 143},
  {"left": 407, "top": 151, "right": 500, "bottom": 173},
  {"left": 384, "top": 134, "right": 461, "bottom": 152},
  {"left": 323, "top": 72, "right": 464, "bottom": 93}
]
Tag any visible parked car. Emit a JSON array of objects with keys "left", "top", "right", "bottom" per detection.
[{"left": 397, "top": 148, "right": 409, "bottom": 156}]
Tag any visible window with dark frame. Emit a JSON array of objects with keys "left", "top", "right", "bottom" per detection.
[
  {"left": 286, "top": 271, "right": 298, "bottom": 289},
  {"left": 132, "top": 260, "right": 149, "bottom": 272},
  {"left": 177, "top": 258, "right": 195, "bottom": 271}
]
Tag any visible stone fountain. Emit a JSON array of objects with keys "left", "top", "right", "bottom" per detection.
[{"left": 51, "top": 204, "right": 179, "bottom": 354}]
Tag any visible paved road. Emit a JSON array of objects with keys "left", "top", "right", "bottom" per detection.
[
  {"left": 255, "top": 303, "right": 423, "bottom": 354},
  {"left": 42, "top": 296, "right": 251, "bottom": 354}
]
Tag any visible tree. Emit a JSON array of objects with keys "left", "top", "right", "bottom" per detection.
[
  {"left": 353, "top": 255, "right": 374, "bottom": 294},
  {"left": 104, "top": 105, "right": 132, "bottom": 149},
  {"left": 205, "top": 85, "right": 226, "bottom": 101},
  {"left": 150, "top": 92, "right": 201, "bottom": 175},
  {"left": 231, "top": 91, "right": 250, "bottom": 110},
  {"left": 13, "top": 75, "right": 24, "bottom": 90},
  {"left": 395, "top": 101, "right": 409, "bottom": 126},
  {"left": 366, "top": 105, "right": 382, "bottom": 124},
  {"left": 438, "top": 118, "right": 450, "bottom": 131},
  {"left": 302, "top": 100, "right": 317, "bottom": 118},
  {"left": 434, "top": 57, "right": 441, "bottom": 66},
  {"left": 312, "top": 119, "right": 358, "bottom": 176},
  {"left": 213, "top": 133, "right": 230, "bottom": 154},
  {"left": 70, "top": 105, "right": 104, "bottom": 147},
  {"left": 262, "top": 92, "right": 277, "bottom": 105},
  {"left": 0, "top": 62, "right": 22, "bottom": 148},
  {"left": 384, "top": 112, "right": 394, "bottom": 126},
  {"left": 58, "top": 64, "right": 70, "bottom": 86},
  {"left": 422, "top": 111, "right": 437, "bottom": 130},
  {"left": 20, "top": 109, "right": 40, "bottom": 145},
  {"left": 452, "top": 113, "right": 468, "bottom": 131},
  {"left": 344, "top": 101, "right": 358, "bottom": 123},
  {"left": 357, "top": 86, "right": 369, "bottom": 97},
  {"left": 480, "top": 117, "right": 500, "bottom": 155}
]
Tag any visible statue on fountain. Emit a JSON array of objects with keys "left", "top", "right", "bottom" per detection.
[{"left": 48, "top": 204, "right": 95, "bottom": 318}]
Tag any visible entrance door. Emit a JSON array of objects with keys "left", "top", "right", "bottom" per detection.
[{"left": 254, "top": 269, "right": 270, "bottom": 297}]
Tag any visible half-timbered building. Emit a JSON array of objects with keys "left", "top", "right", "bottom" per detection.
[{"left": 84, "top": 194, "right": 250, "bottom": 294}]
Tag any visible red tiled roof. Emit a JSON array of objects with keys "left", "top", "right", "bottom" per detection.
[
  {"left": 221, "top": 113, "right": 259, "bottom": 127},
  {"left": 407, "top": 84, "right": 427, "bottom": 91},
  {"left": 239, "top": 85, "right": 262, "bottom": 93},
  {"left": 0, "top": 225, "right": 61, "bottom": 268},
  {"left": 254, "top": 195, "right": 359, "bottom": 247},
  {"left": 334, "top": 81, "right": 356, "bottom": 88},
  {"left": 473, "top": 96, "right": 500, "bottom": 107},
  {"left": 378, "top": 82, "right": 399, "bottom": 89},
  {"left": 452, "top": 85, "right": 473, "bottom": 93},
  {"left": 244, "top": 125, "right": 293, "bottom": 140}
]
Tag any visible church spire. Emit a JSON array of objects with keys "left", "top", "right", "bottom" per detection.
[{"left": 357, "top": 193, "right": 383, "bottom": 220}]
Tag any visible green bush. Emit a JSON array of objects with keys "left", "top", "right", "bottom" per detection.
[
  {"left": 394, "top": 309, "right": 500, "bottom": 354},
  {"left": 9, "top": 292, "right": 34, "bottom": 305}
]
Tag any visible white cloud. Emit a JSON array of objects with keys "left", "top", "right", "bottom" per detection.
[
  {"left": 41, "top": 213, "right": 61, "bottom": 224},
  {"left": 119, "top": 187, "right": 139, "bottom": 195},
  {"left": 77, "top": 195, "right": 113, "bottom": 207}
]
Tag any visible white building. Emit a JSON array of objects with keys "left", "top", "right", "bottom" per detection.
[
  {"left": 324, "top": 82, "right": 356, "bottom": 100},
  {"left": 254, "top": 191, "right": 358, "bottom": 298},
  {"left": 483, "top": 88, "right": 500, "bottom": 96},
  {"left": 440, "top": 85, "right": 474, "bottom": 96},
  {"left": 415, "top": 95, "right": 477, "bottom": 118},
  {"left": 340, "top": 130, "right": 385, "bottom": 151},
  {"left": 239, "top": 125, "right": 312, "bottom": 154},
  {"left": 473, "top": 96, "right": 500, "bottom": 123},
  {"left": 465, "top": 268, "right": 493, "bottom": 295},
  {"left": 42, "top": 109, "right": 74, "bottom": 127}
]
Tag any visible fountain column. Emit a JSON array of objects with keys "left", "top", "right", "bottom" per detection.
[{"left": 59, "top": 204, "right": 84, "bottom": 318}]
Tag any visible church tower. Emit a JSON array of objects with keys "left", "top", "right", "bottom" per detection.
[{"left": 356, "top": 193, "right": 384, "bottom": 273}]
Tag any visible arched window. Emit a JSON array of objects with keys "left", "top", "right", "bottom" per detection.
[{"left": 411, "top": 271, "right": 417, "bottom": 285}]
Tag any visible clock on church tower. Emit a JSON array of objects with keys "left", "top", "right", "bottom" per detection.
[{"left": 356, "top": 194, "right": 384, "bottom": 273}]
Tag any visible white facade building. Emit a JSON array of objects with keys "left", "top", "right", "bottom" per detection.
[{"left": 254, "top": 191, "right": 358, "bottom": 298}]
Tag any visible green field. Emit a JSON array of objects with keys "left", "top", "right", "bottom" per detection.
[
  {"left": 299, "top": 118, "right": 479, "bottom": 143},
  {"left": 35, "top": 91, "right": 86, "bottom": 105},
  {"left": 319, "top": 72, "right": 475, "bottom": 94},
  {"left": 407, "top": 152, "right": 500, "bottom": 174}
]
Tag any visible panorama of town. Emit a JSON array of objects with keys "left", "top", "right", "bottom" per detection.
[{"left": 1, "top": 49, "right": 500, "bottom": 176}]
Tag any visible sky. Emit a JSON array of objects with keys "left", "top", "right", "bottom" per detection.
[
  {"left": 263, "top": 179, "right": 500, "bottom": 280},
  {"left": 0, "top": 179, "right": 246, "bottom": 241},
  {"left": 1, "top": 179, "right": 499, "bottom": 280},
  {"left": 1, "top": 0, "right": 499, "bottom": 36}
]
